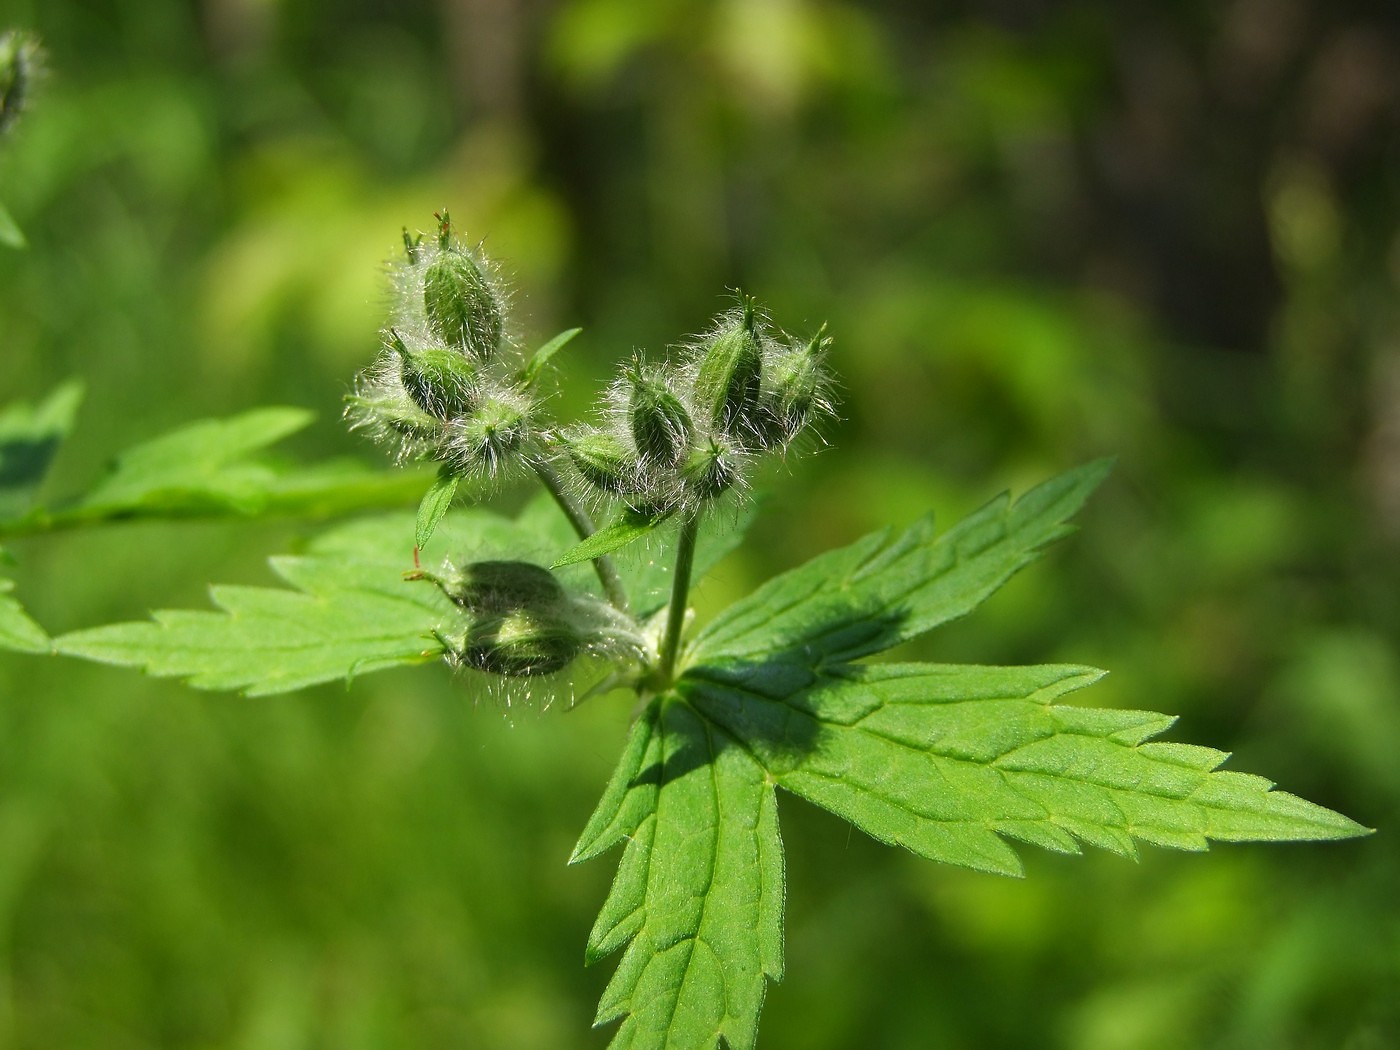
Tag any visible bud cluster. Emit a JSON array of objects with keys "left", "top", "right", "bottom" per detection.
[
  {"left": 347, "top": 213, "right": 535, "bottom": 482},
  {"left": 416, "top": 560, "right": 644, "bottom": 678},
  {"left": 558, "top": 296, "right": 833, "bottom": 516}
]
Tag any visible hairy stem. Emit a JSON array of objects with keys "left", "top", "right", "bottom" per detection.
[
  {"left": 656, "top": 509, "right": 699, "bottom": 689},
  {"left": 525, "top": 451, "right": 630, "bottom": 613}
]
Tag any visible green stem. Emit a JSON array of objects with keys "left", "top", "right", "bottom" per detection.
[
  {"left": 656, "top": 509, "right": 699, "bottom": 690},
  {"left": 526, "top": 451, "right": 630, "bottom": 614}
]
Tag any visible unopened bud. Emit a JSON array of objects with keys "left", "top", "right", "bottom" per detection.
[
  {"left": 761, "top": 327, "right": 828, "bottom": 445},
  {"left": 392, "top": 333, "right": 478, "bottom": 420},
  {"left": 681, "top": 439, "right": 737, "bottom": 500},
  {"left": 426, "top": 560, "right": 580, "bottom": 677},
  {"left": 441, "top": 559, "right": 567, "bottom": 613},
  {"left": 444, "top": 392, "right": 528, "bottom": 475},
  {"left": 694, "top": 298, "right": 763, "bottom": 438},
  {"left": 628, "top": 369, "right": 692, "bottom": 469},
  {"left": 344, "top": 394, "right": 441, "bottom": 443},
  {"left": 465, "top": 606, "right": 581, "bottom": 676},
  {"left": 422, "top": 214, "right": 503, "bottom": 358},
  {"left": 562, "top": 430, "right": 636, "bottom": 495}
]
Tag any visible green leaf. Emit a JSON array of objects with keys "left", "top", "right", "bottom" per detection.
[
  {"left": 519, "top": 327, "right": 582, "bottom": 385},
  {"left": 680, "top": 661, "right": 1371, "bottom": 876},
  {"left": 0, "top": 200, "right": 24, "bottom": 249},
  {"left": 553, "top": 507, "right": 671, "bottom": 569},
  {"left": 0, "top": 576, "right": 47, "bottom": 653},
  {"left": 39, "top": 407, "right": 426, "bottom": 528},
  {"left": 415, "top": 469, "right": 459, "bottom": 551},
  {"left": 0, "top": 381, "right": 84, "bottom": 522},
  {"left": 51, "top": 507, "right": 553, "bottom": 695},
  {"left": 573, "top": 696, "right": 784, "bottom": 1050},
  {"left": 689, "top": 460, "right": 1112, "bottom": 667}
]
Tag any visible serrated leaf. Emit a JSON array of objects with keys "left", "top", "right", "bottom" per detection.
[
  {"left": 51, "top": 507, "right": 551, "bottom": 695},
  {"left": 0, "top": 201, "right": 24, "bottom": 249},
  {"left": 0, "top": 576, "right": 48, "bottom": 653},
  {"left": 689, "top": 460, "right": 1112, "bottom": 667},
  {"left": 554, "top": 507, "right": 672, "bottom": 569},
  {"left": 0, "top": 381, "right": 84, "bottom": 522},
  {"left": 574, "top": 696, "right": 784, "bottom": 1050},
  {"left": 679, "top": 661, "right": 1371, "bottom": 875},
  {"left": 415, "top": 469, "right": 459, "bottom": 550},
  {"left": 519, "top": 327, "right": 582, "bottom": 385},
  {"left": 33, "top": 407, "right": 428, "bottom": 528}
]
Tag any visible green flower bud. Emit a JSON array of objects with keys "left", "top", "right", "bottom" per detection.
[
  {"left": 422, "top": 213, "right": 504, "bottom": 358},
  {"left": 465, "top": 606, "right": 582, "bottom": 677},
  {"left": 562, "top": 430, "right": 636, "bottom": 495},
  {"left": 344, "top": 394, "right": 441, "bottom": 443},
  {"left": 760, "top": 326, "right": 829, "bottom": 445},
  {"left": 628, "top": 369, "right": 692, "bottom": 469},
  {"left": 443, "top": 392, "right": 528, "bottom": 475},
  {"left": 425, "top": 561, "right": 580, "bottom": 677},
  {"left": 694, "top": 298, "right": 763, "bottom": 438},
  {"left": 391, "top": 332, "right": 478, "bottom": 420},
  {"left": 441, "top": 559, "right": 567, "bottom": 614},
  {"left": 681, "top": 439, "right": 737, "bottom": 500}
]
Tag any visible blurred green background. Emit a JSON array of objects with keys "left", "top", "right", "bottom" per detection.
[{"left": 1, "top": 0, "right": 1396, "bottom": 1046}]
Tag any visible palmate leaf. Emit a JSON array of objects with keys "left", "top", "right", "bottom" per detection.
[{"left": 577, "top": 464, "right": 1369, "bottom": 1049}]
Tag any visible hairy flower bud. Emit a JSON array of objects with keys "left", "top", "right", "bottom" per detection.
[
  {"left": 628, "top": 369, "right": 692, "bottom": 469},
  {"left": 442, "top": 392, "right": 529, "bottom": 476},
  {"left": 390, "top": 332, "right": 478, "bottom": 420},
  {"left": 681, "top": 438, "right": 738, "bottom": 500},
  {"left": 465, "top": 607, "right": 582, "bottom": 676},
  {"left": 344, "top": 393, "right": 441, "bottom": 444},
  {"left": 426, "top": 560, "right": 581, "bottom": 677},
  {"left": 422, "top": 213, "right": 504, "bottom": 358},
  {"left": 441, "top": 559, "right": 567, "bottom": 614},
  {"left": 694, "top": 298, "right": 763, "bottom": 439},
  {"left": 562, "top": 430, "right": 637, "bottom": 495},
  {"left": 760, "top": 327, "right": 829, "bottom": 446}
]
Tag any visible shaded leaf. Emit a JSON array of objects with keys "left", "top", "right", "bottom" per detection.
[
  {"left": 573, "top": 696, "right": 784, "bottom": 1050},
  {"left": 0, "top": 381, "right": 83, "bottom": 522},
  {"left": 690, "top": 460, "right": 1112, "bottom": 667}
]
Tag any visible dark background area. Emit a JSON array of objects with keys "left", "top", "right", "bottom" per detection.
[{"left": 0, "top": 0, "right": 1396, "bottom": 1046}]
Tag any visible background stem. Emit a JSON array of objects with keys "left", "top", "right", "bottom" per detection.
[{"left": 526, "top": 452, "right": 630, "bottom": 613}]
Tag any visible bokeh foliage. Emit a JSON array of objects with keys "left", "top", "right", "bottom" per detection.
[{"left": 1, "top": 0, "right": 1396, "bottom": 1046}]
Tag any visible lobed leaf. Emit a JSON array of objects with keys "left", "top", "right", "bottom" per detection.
[
  {"left": 680, "top": 661, "right": 1371, "bottom": 876},
  {"left": 27, "top": 407, "right": 429, "bottom": 529},
  {"left": 50, "top": 507, "right": 556, "bottom": 695},
  {"left": 689, "top": 460, "right": 1112, "bottom": 667},
  {"left": 573, "top": 696, "right": 784, "bottom": 1050}
]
